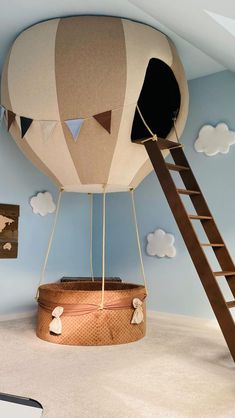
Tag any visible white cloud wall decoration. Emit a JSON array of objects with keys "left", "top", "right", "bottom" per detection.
[
  {"left": 146, "top": 229, "right": 176, "bottom": 258},
  {"left": 30, "top": 192, "right": 56, "bottom": 216},
  {"left": 194, "top": 123, "right": 235, "bottom": 156}
]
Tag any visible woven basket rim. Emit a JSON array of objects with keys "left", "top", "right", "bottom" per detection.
[{"left": 39, "top": 281, "right": 145, "bottom": 293}]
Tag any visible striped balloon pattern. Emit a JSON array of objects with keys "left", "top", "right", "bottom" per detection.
[{"left": 1, "top": 16, "right": 188, "bottom": 193}]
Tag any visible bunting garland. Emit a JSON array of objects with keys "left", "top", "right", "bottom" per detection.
[{"left": 0, "top": 101, "right": 136, "bottom": 141}]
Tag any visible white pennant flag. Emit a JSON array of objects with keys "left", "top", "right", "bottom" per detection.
[
  {"left": 65, "top": 118, "right": 84, "bottom": 141},
  {"left": 0, "top": 105, "right": 5, "bottom": 123},
  {"left": 40, "top": 121, "right": 57, "bottom": 141}
]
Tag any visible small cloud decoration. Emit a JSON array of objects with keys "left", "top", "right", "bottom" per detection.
[
  {"left": 194, "top": 123, "right": 235, "bottom": 156},
  {"left": 30, "top": 191, "right": 56, "bottom": 216},
  {"left": 146, "top": 229, "right": 176, "bottom": 258}
]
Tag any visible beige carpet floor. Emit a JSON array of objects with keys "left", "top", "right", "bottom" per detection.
[{"left": 0, "top": 312, "right": 234, "bottom": 418}]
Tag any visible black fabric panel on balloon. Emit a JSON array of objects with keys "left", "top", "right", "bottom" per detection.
[{"left": 131, "top": 58, "right": 181, "bottom": 141}]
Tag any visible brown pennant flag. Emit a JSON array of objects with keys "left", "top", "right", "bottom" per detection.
[
  {"left": 7, "top": 110, "right": 16, "bottom": 131},
  {"left": 93, "top": 110, "right": 112, "bottom": 134}
]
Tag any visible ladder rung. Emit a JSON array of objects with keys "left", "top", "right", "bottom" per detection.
[
  {"left": 158, "top": 138, "right": 182, "bottom": 150},
  {"left": 226, "top": 301, "right": 235, "bottom": 308},
  {"left": 214, "top": 271, "right": 235, "bottom": 277},
  {"left": 137, "top": 137, "right": 182, "bottom": 149},
  {"left": 177, "top": 188, "right": 201, "bottom": 196},
  {"left": 201, "top": 243, "right": 225, "bottom": 247},
  {"left": 188, "top": 214, "right": 212, "bottom": 220},
  {"left": 166, "top": 163, "right": 189, "bottom": 172}
]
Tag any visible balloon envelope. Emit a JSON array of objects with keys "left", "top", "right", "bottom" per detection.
[{"left": 1, "top": 16, "right": 188, "bottom": 192}]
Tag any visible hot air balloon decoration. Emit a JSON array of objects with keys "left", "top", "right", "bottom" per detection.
[{"left": 0, "top": 16, "right": 188, "bottom": 345}]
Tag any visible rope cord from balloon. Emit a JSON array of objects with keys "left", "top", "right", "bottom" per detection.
[
  {"left": 130, "top": 188, "right": 148, "bottom": 295},
  {"left": 137, "top": 104, "right": 180, "bottom": 144},
  {"left": 35, "top": 188, "right": 64, "bottom": 301},
  {"left": 100, "top": 185, "right": 106, "bottom": 309},
  {"left": 136, "top": 104, "right": 155, "bottom": 139},
  {"left": 88, "top": 193, "right": 94, "bottom": 281},
  {"left": 172, "top": 116, "right": 180, "bottom": 144}
]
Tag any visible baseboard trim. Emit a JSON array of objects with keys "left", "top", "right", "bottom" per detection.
[
  {"left": 147, "top": 310, "right": 219, "bottom": 329},
  {"left": 0, "top": 310, "right": 36, "bottom": 322}
]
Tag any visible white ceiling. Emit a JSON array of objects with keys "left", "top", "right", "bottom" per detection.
[{"left": 1, "top": 0, "right": 234, "bottom": 80}]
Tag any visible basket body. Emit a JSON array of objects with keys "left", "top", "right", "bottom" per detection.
[{"left": 36, "top": 281, "right": 146, "bottom": 346}]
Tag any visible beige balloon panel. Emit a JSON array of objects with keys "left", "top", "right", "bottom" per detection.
[{"left": 1, "top": 16, "right": 189, "bottom": 194}]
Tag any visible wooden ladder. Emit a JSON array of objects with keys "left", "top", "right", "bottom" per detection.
[{"left": 141, "top": 136, "right": 235, "bottom": 362}]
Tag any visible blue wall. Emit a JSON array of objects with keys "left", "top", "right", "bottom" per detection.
[
  {"left": 94, "top": 70, "right": 235, "bottom": 319},
  {"left": 0, "top": 125, "right": 91, "bottom": 315},
  {"left": 1, "top": 70, "right": 235, "bottom": 318}
]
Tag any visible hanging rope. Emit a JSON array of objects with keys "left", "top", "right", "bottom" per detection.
[
  {"left": 35, "top": 188, "right": 64, "bottom": 300},
  {"left": 130, "top": 188, "right": 148, "bottom": 295},
  {"left": 137, "top": 104, "right": 180, "bottom": 145},
  {"left": 137, "top": 104, "right": 156, "bottom": 139},
  {"left": 100, "top": 185, "right": 106, "bottom": 309},
  {"left": 88, "top": 193, "right": 94, "bottom": 281},
  {"left": 172, "top": 116, "right": 180, "bottom": 144}
]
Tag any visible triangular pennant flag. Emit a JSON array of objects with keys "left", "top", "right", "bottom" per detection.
[
  {"left": 15, "top": 115, "right": 21, "bottom": 129},
  {"left": 93, "top": 110, "right": 112, "bottom": 134},
  {"left": 20, "top": 116, "right": 33, "bottom": 138},
  {"left": 65, "top": 118, "right": 84, "bottom": 141},
  {"left": 7, "top": 110, "right": 16, "bottom": 131},
  {"left": 40, "top": 121, "right": 57, "bottom": 141},
  {"left": 0, "top": 105, "right": 5, "bottom": 123}
]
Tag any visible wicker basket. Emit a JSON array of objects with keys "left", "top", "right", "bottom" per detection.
[{"left": 36, "top": 281, "right": 147, "bottom": 346}]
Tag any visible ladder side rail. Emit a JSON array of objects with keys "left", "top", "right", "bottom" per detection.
[
  {"left": 170, "top": 147, "right": 235, "bottom": 297},
  {"left": 144, "top": 140, "right": 235, "bottom": 361}
]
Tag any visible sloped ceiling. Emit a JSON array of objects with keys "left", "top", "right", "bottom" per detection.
[
  {"left": 0, "top": 0, "right": 233, "bottom": 80},
  {"left": 131, "top": 0, "right": 235, "bottom": 73}
]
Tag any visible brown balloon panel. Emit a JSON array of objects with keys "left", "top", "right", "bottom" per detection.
[{"left": 1, "top": 15, "right": 188, "bottom": 194}]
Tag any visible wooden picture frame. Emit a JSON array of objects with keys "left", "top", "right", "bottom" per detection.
[{"left": 0, "top": 204, "right": 20, "bottom": 258}]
